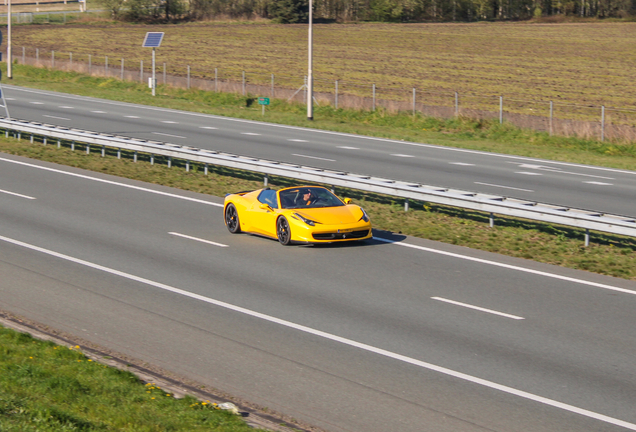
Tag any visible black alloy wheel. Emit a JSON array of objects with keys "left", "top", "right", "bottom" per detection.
[
  {"left": 225, "top": 204, "right": 241, "bottom": 233},
  {"left": 277, "top": 216, "right": 292, "bottom": 245}
]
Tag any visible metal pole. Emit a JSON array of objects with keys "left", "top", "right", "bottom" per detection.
[
  {"left": 335, "top": 80, "right": 338, "bottom": 109},
  {"left": 455, "top": 92, "right": 459, "bottom": 116},
  {"left": 373, "top": 84, "right": 376, "bottom": 111},
  {"left": 601, "top": 105, "right": 605, "bottom": 142},
  {"left": 549, "top": 101, "right": 553, "bottom": 136},
  {"left": 7, "top": 0, "right": 12, "bottom": 79},
  {"left": 152, "top": 47, "right": 156, "bottom": 96},
  {"left": 412, "top": 88, "right": 416, "bottom": 115},
  {"left": 307, "top": 0, "right": 313, "bottom": 121}
]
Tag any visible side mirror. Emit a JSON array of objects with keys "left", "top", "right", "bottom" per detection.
[
  {"left": 260, "top": 203, "right": 273, "bottom": 211},
  {"left": 343, "top": 198, "right": 352, "bottom": 204}
]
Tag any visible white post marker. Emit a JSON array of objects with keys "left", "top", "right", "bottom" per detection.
[{"left": 142, "top": 32, "right": 164, "bottom": 97}]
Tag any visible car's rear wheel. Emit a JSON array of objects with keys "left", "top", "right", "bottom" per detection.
[
  {"left": 277, "top": 216, "right": 292, "bottom": 245},
  {"left": 225, "top": 204, "right": 241, "bottom": 233}
]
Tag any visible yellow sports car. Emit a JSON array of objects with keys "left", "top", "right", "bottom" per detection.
[{"left": 223, "top": 186, "right": 372, "bottom": 245}]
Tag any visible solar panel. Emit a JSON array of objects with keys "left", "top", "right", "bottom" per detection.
[{"left": 142, "top": 32, "right": 164, "bottom": 48}]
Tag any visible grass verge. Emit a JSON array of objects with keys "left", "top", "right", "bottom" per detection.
[{"left": 0, "top": 326, "right": 265, "bottom": 432}]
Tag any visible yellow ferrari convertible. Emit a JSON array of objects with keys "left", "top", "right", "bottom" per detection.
[{"left": 223, "top": 186, "right": 372, "bottom": 245}]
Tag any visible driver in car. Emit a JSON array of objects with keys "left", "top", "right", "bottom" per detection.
[{"left": 297, "top": 189, "right": 313, "bottom": 206}]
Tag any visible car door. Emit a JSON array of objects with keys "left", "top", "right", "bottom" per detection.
[{"left": 244, "top": 189, "right": 279, "bottom": 238}]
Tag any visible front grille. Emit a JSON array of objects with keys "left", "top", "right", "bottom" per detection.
[{"left": 312, "top": 230, "right": 370, "bottom": 240}]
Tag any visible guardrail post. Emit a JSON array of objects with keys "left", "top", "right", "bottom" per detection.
[
  {"left": 150, "top": 154, "right": 154, "bottom": 165},
  {"left": 86, "top": 144, "right": 90, "bottom": 155},
  {"left": 30, "top": 134, "right": 33, "bottom": 143},
  {"left": 57, "top": 139, "right": 61, "bottom": 148},
  {"left": 117, "top": 148, "right": 121, "bottom": 159},
  {"left": 404, "top": 199, "right": 409, "bottom": 212},
  {"left": 101, "top": 145, "right": 105, "bottom": 157},
  {"left": 134, "top": 151, "right": 138, "bottom": 163},
  {"left": 585, "top": 229, "right": 590, "bottom": 247},
  {"left": 168, "top": 157, "right": 172, "bottom": 168},
  {"left": 264, "top": 173, "right": 268, "bottom": 187},
  {"left": 43, "top": 137, "right": 47, "bottom": 146},
  {"left": 490, "top": 212, "right": 494, "bottom": 228},
  {"left": 204, "top": 163, "right": 208, "bottom": 175},
  {"left": 71, "top": 141, "right": 75, "bottom": 151},
  {"left": 186, "top": 161, "right": 190, "bottom": 172}
]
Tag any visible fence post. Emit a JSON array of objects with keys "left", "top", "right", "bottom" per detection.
[
  {"left": 601, "top": 105, "right": 605, "bottom": 142},
  {"left": 335, "top": 80, "right": 339, "bottom": 110},
  {"left": 69, "top": 52, "right": 72, "bottom": 65},
  {"left": 549, "top": 101, "right": 553, "bottom": 136},
  {"left": 22, "top": 47, "right": 25, "bottom": 64},
  {"left": 51, "top": 50, "right": 54, "bottom": 68},
  {"left": 412, "top": 88, "right": 416, "bottom": 115},
  {"left": 187, "top": 65, "right": 191, "bottom": 89},
  {"left": 455, "top": 92, "right": 459, "bottom": 116},
  {"left": 373, "top": 84, "right": 376, "bottom": 111},
  {"left": 214, "top": 68, "right": 218, "bottom": 92},
  {"left": 271, "top": 73, "right": 274, "bottom": 98},
  {"left": 585, "top": 229, "right": 590, "bottom": 247},
  {"left": 499, "top": 96, "right": 503, "bottom": 124},
  {"left": 242, "top": 70, "right": 246, "bottom": 96}
]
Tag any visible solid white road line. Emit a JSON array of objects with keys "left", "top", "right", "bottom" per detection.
[
  {"left": 1, "top": 233, "right": 635, "bottom": 431},
  {"left": 0, "top": 157, "right": 223, "bottom": 207},
  {"left": 43, "top": 115, "right": 70, "bottom": 121},
  {"left": 0, "top": 188, "right": 36, "bottom": 200},
  {"left": 474, "top": 182, "right": 534, "bottom": 192},
  {"left": 169, "top": 232, "right": 228, "bottom": 248},
  {"left": 292, "top": 154, "right": 335, "bottom": 162},
  {"left": 152, "top": 132, "right": 186, "bottom": 139},
  {"left": 373, "top": 236, "right": 636, "bottom": 296},
  {"left": 432, "top": 297, "right": 524, "bottom": 320}
]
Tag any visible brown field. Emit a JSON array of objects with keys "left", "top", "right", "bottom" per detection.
[{"left": 9, "top": 20, "right": 636, "bottom": 131}]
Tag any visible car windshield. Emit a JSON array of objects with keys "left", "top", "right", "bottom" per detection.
[{"left": 279, "top": 187, "right": 345, "bottom": 209}]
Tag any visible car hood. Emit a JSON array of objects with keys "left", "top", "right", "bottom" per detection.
[{"left": 293, "top": 206, "right": 364, "bottom": 225}]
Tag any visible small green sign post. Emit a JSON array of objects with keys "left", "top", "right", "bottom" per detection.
[{"left": 258, "top": 97, "right": 270, "bottom": 115}]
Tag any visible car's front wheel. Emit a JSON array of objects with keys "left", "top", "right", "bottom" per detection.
[
  {"left": 277, "top": 216, "right": 292, "bottom": 245},
  {"left": 225, "top": 203, "right": 241, "bottom": 233}
]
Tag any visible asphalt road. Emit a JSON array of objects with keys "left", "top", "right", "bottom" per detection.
[
  {"left": 3, "top": 84, "right": 636, "bottom": 218},
  {"left": 1, "top": 153, "right": 635, "bottom": 432}
]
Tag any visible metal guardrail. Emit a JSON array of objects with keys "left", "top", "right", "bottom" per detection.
[{"left": 2, "top": 117, "right": 635, "bottom": 240}]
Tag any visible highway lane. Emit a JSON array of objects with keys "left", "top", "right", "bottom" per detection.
[
  {"left": 1, "top": 153, "right": 636, "bottom": 432},
  {"left": 4, "top": 84, "right": 636, "bottom": 217}
]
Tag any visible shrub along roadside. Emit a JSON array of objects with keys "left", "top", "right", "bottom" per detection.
[
  {"left": 0, "top": 326, "right": 265, "bottom": 432},
  {"left": 1, "top": 136, "right": 634, "bottom": 280}
]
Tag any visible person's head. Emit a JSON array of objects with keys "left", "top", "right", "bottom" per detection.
[{"left": 302, "top": 190, "right": 312, "bottom": 201}]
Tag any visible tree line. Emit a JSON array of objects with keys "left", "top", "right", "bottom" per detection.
[{"left": 100, "top": 0, "right": 635, "bottom": 22}]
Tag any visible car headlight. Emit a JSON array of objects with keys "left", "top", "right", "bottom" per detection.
[
  {"left": 293, "top": 213, "right": 318, "bottom": 226},
  {"left": 360, "top": 208, "right": 370, "bottom": 222}
]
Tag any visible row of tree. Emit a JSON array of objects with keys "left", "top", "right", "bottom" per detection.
[{"left": 100, "top": 0, "right": 635, "bottom": 22}]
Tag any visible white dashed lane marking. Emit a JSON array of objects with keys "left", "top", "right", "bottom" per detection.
[
  {"left": 432, "top": 297, "right": 525, "bottom": 320},
  {"left": 584, "top": 181, "right": 613, "bottom": 186},
  {"left": 200, "top": 126, "right": 218, "bottom": 130},
  {"left": 292, "top": 154, "right": 336, "bottom": 162},
  {"left": 391, "top": 154, "right": 414, "bottom": 158},
  {"left": 43, "top": 115, "right": 70, "bottom": 121},
  {"left": 169, "top": 232, "right": 228, "bottom": 248},
  {"left": 516, "top": 172, "right": 543, "bottom": 176},
  {"left": 152, "top": 132, "right": 186, "bottom": 139},
  {"left": 450, "top": 162, "right": 475, "bottom": 166},
  {"left": 337, "top": 146, "right": 360, "bottom": 150}
]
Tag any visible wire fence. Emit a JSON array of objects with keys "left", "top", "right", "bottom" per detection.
[{"left": 12, "top": 46, "right": 636, "bottom": 143}]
